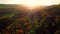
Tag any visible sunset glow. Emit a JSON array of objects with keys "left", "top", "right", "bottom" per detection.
[{"left": 4, "top": 0, "right": 60, "bottom": 6}]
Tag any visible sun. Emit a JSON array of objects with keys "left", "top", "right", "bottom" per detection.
[{"left": 5, "top": 0, "right": 58, "bottom": 7}]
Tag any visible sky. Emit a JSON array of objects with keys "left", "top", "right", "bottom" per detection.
[{"left": 0, "top": 0, "right": 60, "bottom": 6}]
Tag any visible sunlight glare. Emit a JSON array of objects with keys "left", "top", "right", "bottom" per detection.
[{"left": 5, "top": 0, "right": 60, "bottom": 8}]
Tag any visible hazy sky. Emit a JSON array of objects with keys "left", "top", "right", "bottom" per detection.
[{"left": 0, "top": 0, "right": 60, "bottom": 6}]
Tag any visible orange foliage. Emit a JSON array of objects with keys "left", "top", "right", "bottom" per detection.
[
  {"left": 13, "top": 16, "right": 29, "bottom": 23},
  {"left": 16, "top": 24, "right": 21, "bottom": 29},
  {"left": 22, "top": 20, "right": 32, "bottom": 26},
  {"left": 16, "top": 29, "right": 24, "bottom": 34}
]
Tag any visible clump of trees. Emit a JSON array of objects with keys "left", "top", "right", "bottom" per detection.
[{"left": 34, "top": 4, "right": 60, "bottom": 34}]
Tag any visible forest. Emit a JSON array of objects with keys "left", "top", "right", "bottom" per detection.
[{"left": 0, "top": 4, "right": 60, "bottom": 34}]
